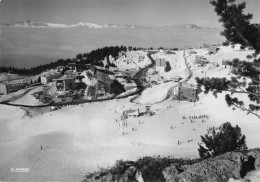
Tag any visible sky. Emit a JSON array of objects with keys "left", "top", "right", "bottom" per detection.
[{"left": 0, "top": 0, "right": 259, "bottom": 27}]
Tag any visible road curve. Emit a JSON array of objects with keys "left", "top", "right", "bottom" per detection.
[
  {"left": 129, "top": 52, "right": 156, "bottom": 103},
  {"left": 132, "top": 50, "right": 193, "bottom": 104},
  {"left": 164, "top": 50, "right": 193, "bottom": 100},
  {"left": 0, "top": 52, "right": 156, "bottom": 108}
]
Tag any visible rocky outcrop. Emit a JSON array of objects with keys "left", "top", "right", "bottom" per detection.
[
  {"left": 82, "top": 149, "right": 260, "bottom": 182},
  {"left": 83, "top": 166, "right": 144, "bottom": 182},
  {"left": 163, "top": 149, "right": 260, "bottom": 182},
  {"left": 83, "top": 172, "right": 113, "bottom": 182}
]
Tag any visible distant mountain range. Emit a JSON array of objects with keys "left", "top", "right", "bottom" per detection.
[
  {"left": 0, "top": 20, "right": 140, "bottom": 29},
  {"left": 0, "top": 20, "right": 221, "bottom": 29},
  {"left": 166, "top": 24, "right": 222, "bottom": 29},
  {"left": 166, "top": 24, "right": 202, "bottom": 29}
]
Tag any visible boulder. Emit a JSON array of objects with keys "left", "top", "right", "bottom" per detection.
[{"left": 163, "top": 149, "right": 260, "bottom": 182}]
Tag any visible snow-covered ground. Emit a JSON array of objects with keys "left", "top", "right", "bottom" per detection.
[
  {"left": 114, "top": 50, "right": 151, "bottom": 70},
  {"left": 0, "top": 87, "right": 36, "bottom": 103},
  {"left": 9, "top": 86, "right": 44, "bottom": 106},
  {"left": 136, "top": 50, "right": 189, "bottom": 105},
  {"left": 187, "top": 45, "right": 256, "bottom": 84},
  {"left": 135, "top": 82, "right": 177, "bottom": 105},
  {"left": 135, "top": 45, "right": 257, "bottom": 105},
  {"left": 0, "top": 45, "right": 259, "bottom": 182},
  {"left": 151, "top": 50, "right": 187, "bottom": 80},
  {"left": 0, "top": 90, "right": 259, "bottom": 181}
]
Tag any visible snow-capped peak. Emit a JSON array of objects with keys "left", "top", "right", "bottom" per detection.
[{"left": 71, "top": 22, "right": 103, "bottom": 28}]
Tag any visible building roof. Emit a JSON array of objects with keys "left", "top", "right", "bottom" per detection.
[
  {"left": 65, "top": 70, "right": 80, "bottom": 77},
  {"left": 109, "top": 67, "right": 118, "bottom": 71},
  {"left": 108, "top": 75, "right": 116, "bottom": 80},
  {"left": 42, "top": 70, "right": 61, "bottom": 77},
  {"left": 115, "top": 72, "right": 124, "bottom": 77},
  {"left": 0, "top": 78, "right": 27, "bottom": 85},
  {"left": 42, "top": 73, "right": 61, "bottom": 78},
  {"left": 116, "top": 77, "right": 127, "bottom": 83},
  {"left": 55, "top": 76, "right": 75, "bottom": 81},
  {"left": 222, "top": 60, "right": 230, "bottom": 65},
  {"left": 209, "top": 62, "right": 219, "bottom": 65},
  {"left": 156, "top": 58, "right": 167, "bottom": 67},
  {"left": 180, "top": 82, "right": 197, "bottom": 89},
  {"left": 209, "top": 46, "right": 218, "bottom": 51},
  {"left": 124, "top": 110, "right": 139, "bottom": 115}
]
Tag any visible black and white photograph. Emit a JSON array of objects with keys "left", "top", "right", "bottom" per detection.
[{"left": 0, "top": 0, "right": 260, "bottom": 181}]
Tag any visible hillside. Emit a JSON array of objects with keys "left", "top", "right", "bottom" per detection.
[
  {"left": 0, "top": 45, "right": 260, "bottom": 182},
  {"left": 114, "top": 50, "right": 151, "bottom": 70},
  {"left": 83, "top": 149, "right": 260, "bottom": 182}
]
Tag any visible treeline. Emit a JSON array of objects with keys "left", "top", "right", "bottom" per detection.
[
  {"left": 217, "top": 58, "right": 260, "bottom": 80},
  {"left": 0, "top": 59, "right": 68, "bottom": 76},
  {"left": 0, "top": 45, "right": 136, "bottom": 76},
  {"left": 230, "top": 58, "right": 260, "bottom": 79},
  {"left": 0, "top": 45, "right": 178, "bottom": 76},
  {"left": 75, "top": 45, "right": 127, "bottom": 66}
]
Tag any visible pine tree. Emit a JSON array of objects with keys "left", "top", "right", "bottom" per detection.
[
  {"left": 198, "top": 122, "right": 247, "bottom": 158},
  {"left": 37, "top": 76, "right": 41, "bottom": 83},
  {"left": 210, "top": 0, "right": 260, "bottom": 53},
  {"left": 194, "top": 0, "right": 260, "bottom": 118}
]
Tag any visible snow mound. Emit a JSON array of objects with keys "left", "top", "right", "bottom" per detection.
[
  {"left": 115, "top": 51, "right": 151, "bottom": 70},
  {"left": 9, "top": 86, "right": 44, "bottom": 106}
]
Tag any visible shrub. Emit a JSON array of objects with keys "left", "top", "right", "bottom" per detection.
[
  {"left": 198, "top": 122, "right": 247, "bottom": 158},
  {"left": 83, "top": 156, "right": 201, "bottom": 182},
  {"left": 222, "top": 41, "right": 230, "bottom": 46},
  {"left": 246, "top": 55, "right": 253, "bottom": 59}
]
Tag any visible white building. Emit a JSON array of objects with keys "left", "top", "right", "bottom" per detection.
[
  {"left": 118, "top": 51, "right": 126, "bottom": 58},
  {"left": 55, "top": 76, "right": 75, "bottom": 91},
  {"left": 209, "top": 46, "right": 218, "bottom": 54},
  {"left": 138, "top": 55, "right": 145, "bottom": 63},
  {"left": 222, "top": 60, "right": 230, "bottom": 68},
  {"left": 41, "top": 72, "right": 62, "bottom": 84},
  {"left": 123, "top": 109, "right": 140, "bottom": 118},
  {"left": 155, "top": 58, "right": 167, "bottom": 74},
  {"left": 103, "top": 57, "right": 108, "bottom": 67},
  {"left": 0, "top": 78, "right": 28, "bottom": 94}
]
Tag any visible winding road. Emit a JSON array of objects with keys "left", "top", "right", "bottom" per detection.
[
  {"left": 131, "top": 50, "right": 193, "bottom": 104},
  {"left": 0, "top": 50, "right": 192, "bottom": 107},
  {"left": 0, "top": 52, "right": 156, "bottom": 108},
  {"left": 129, "top": 52, "right": 157, "bottom": 103}
]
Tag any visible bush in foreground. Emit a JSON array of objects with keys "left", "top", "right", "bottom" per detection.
[
  {"left": 198, "top": 122, "right": 247, "bottom": 158},
  {"left": 84, "top": 156, "right": 201, "bottom": 182}
]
